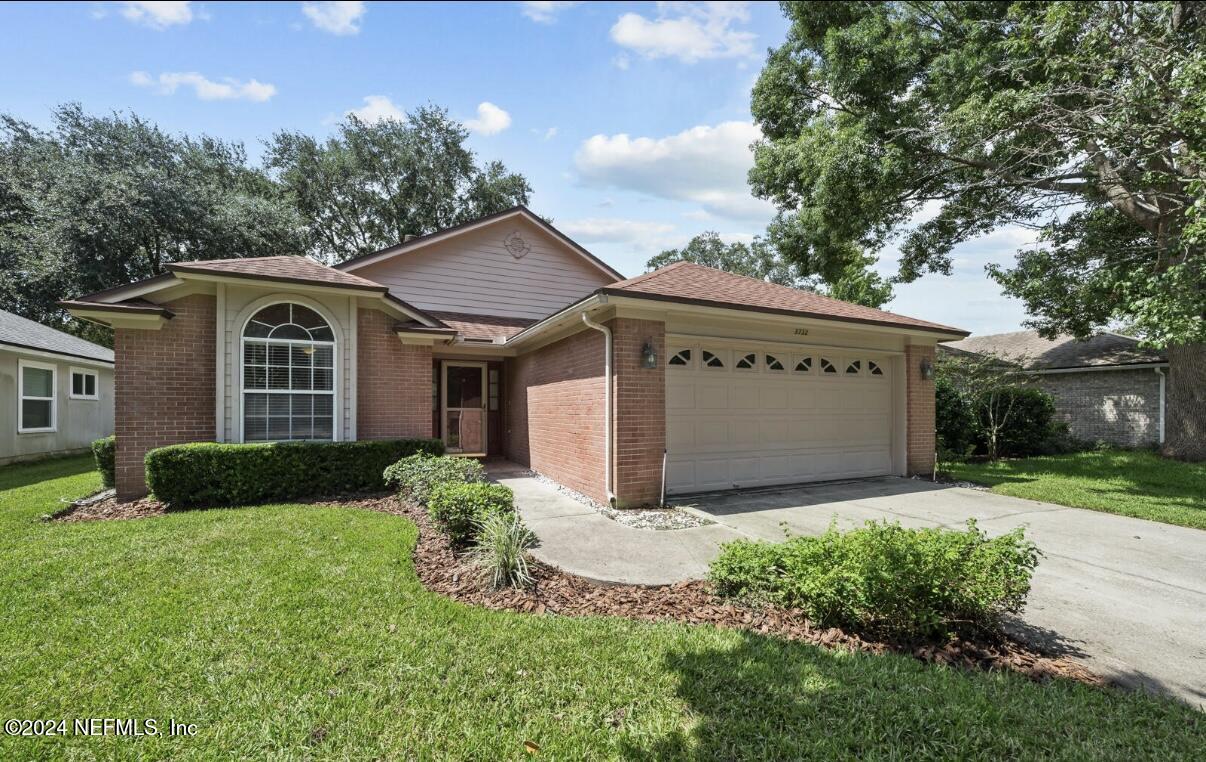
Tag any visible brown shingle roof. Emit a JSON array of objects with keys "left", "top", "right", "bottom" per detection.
[
  {"left": 943, "top": 330, "right": 1166, "bottom": 369},
  {"left": 429, "top": 311, "right": 535, "bottom": 341},
  {"left": 602, "top": 262, "right": 967, "bottom": 335},
  {"left": 168, "top": 256, "right": 386, "bottom": 292}
]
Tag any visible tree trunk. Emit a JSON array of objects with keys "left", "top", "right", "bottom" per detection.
[{"left": 1162, "top": 342, "right": 1206, "bottom": 461}]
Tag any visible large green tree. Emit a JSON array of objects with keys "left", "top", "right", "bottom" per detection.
[
  {"left": 647, "top": 231, "right": 894, "bottom": 307},
  {"left": 0, "top": 104, "right": 306, "bottom": 343},
  {"left": 265, "top": 106, "right": 532, "bottom": 263},
  {"left": 751, "top": 1, "right": 1206, "bottom": 459}
]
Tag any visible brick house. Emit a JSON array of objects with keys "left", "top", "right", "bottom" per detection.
[
  {"left": 63, "top": 207, "right": 968, "bottom": 503},
  {"left": 943, "top": 330, "right": 1168, "bottom": 447}
]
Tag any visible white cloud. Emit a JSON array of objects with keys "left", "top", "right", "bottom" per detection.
[
  {"left": 610, "top": 2, "right": 756, "bottom": 63},
  {"left": 543, "top": 126, "right": 558, "bottom": 141},
  {"left": 613, "top": 53, "right": 631, "bottom": 70},
  {"left": 520, "top": 1, "right": 579, "bottom": 24},
  {"left": 574, "top": 120, "right": 774, "bottom": 222},
  {"left": 346, "top": 95, "right": 404, "bottom": 123},
  {"left": 559, "top": 217, "right": 676, "bottom": 246},
  {"left": 464, "top": 102, "right": 512, "bottom": 136},
  {"left": 129, "top": 70, "right": 276, "bottom": 101},
  {"left": 302, "top": 1, "right": 364, "bottom": 35},
  {"left": 119, "top": 1, "right": 194, "bottom": 29}
]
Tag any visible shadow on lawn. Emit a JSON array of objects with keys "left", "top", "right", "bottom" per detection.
[
  {"left": 0, "top": 454, "right": 95, "bottom": 493},
  {"left": 622, "top": 630, "right": 1202, "bottom": 760}
]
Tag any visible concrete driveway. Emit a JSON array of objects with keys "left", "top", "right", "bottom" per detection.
[{"left": 684, "top": 477, "right": 1206, "bottom": 708}]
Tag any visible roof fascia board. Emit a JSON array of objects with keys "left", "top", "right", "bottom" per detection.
[
  {"left": 0, "top": 340, "right": 114, "bottom": 367},
  {"left": 81, "top": 273, "right": 179, "bottom": 304},
  {"left": 603, "top": 293, "right": 969, "bottom": 341},
  {"left": 61, "top": 307, "right": 170, "bottom": 331},
  {"left": 1030, "top": 362, "right": 1170, "bottom": 374}
]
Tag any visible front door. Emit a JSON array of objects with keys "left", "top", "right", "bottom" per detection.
[{"left": 442, "top": 361, "right": 487, "bottom": 455}]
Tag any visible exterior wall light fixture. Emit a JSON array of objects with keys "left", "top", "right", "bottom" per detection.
[{"left": 641, "top": 341, "right": 657, "bottom": 369}]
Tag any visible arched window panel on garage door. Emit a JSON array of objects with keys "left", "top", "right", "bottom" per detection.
[
  {"left": 868, "top": 359, "right": 885, "bottom": 376},
  {"left": 819, "top": 357, "right": 837, "bottom": 374},
  {"left": 764, "top": 353, "right": 785, "bottom": 372},
  {"left": 845, "top": 359, "right": 862, "bottom": 375},
  {"left": 702, "top": 349, "right": 728, "bottom": 369},
  {"left": 669, "top": 348, "right": 694, "bottom": 368},
  {"left": 792, "top": 355, "right": 813, "bottom": 374},
  {"left": 735, "top": 352, "right": 758, "bottom": 371}
]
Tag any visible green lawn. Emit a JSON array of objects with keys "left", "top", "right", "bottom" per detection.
[
  {"left": 0, "top": 457, "right": 1201, "bottom": 760},
  {"left": 949, "top": 450, "right": 1206, "bottom": 530}
]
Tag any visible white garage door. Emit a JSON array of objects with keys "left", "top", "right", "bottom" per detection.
[{"left": 666, "top": 340, "right": 894, "bottom": 494}]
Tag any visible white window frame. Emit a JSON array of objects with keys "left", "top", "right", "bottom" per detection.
[
  {"left": 238, "top": 300, "right": 339, "bottom": 443},
  {"left": 763, "top": 352, "right": 787, "bottom": 373},
  {"left": 69, "top": 366, "right": 99, "bottom": 400},
  {"left": 17, "top": 359, "right": 57, "bottom": 434},
  {"left": 701, "top": 349, "right": 729, "bottom": 371},
  {"left": 668, "top": 347, "right": 695, "bottom": 369},
  {"left": 791, "top": 354, "right": 815, "bottom": 375}
]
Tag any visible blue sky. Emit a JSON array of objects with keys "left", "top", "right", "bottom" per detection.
[{"left": 1, "top": 1, "right": 1033, "bottom": 335}]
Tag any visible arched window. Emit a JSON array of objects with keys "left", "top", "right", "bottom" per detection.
[{"left": 242, "top": 303, "right": 335, "bottom": 442}]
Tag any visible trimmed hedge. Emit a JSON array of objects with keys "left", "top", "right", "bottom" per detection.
[
  {"left": 383, "top": 454, "right": 485, "bottom": 505},
  {"left": 428, "top": 482, "right": 515, "bottom": 545},
  {"left": 145, "top": 438, "right": 444, "bottom": 508},
  {"left": 709, "top": 519, "right": 1039, "bottom": 640},
  {"left": 92, "top": 436, "right": 116, "bottom": 489}
]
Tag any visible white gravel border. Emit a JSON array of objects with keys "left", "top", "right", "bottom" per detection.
[{"left": 526, "top": 472, "right": 713, "bottom": 531}]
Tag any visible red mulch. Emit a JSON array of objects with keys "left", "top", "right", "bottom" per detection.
[{"left": 56, "top": 492, "right": 1102, "bottom": 687}]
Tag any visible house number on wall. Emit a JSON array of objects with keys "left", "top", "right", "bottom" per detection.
[{"left": 793, "top": 328, "right": 810, "bottom": 336}]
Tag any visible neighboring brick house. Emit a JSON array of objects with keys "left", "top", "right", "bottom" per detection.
[
  {"left": 63, "top": 206, "right": 967, "bottom": 504},
  {"left": 943, "top": 330, "right": 1168, "bottom": 447}
]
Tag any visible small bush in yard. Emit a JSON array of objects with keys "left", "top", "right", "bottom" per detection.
[
  {"left": 383, "top": 454, "right": 485, "bottom": 505},
  {"left": 91, "top": 436, "right": 116, "bottom": 489},
  {"left": 709, "top": 519, "right": 1039, "bottom": 641},
  {"left": 146, "top": 438, "right": 444, "bottom": 508},
  {"left": 469, "top": 512, "right": 537, "bottom": 589},
  {"left": 427, "top": 482, "right": 514, "bottom": 545}
]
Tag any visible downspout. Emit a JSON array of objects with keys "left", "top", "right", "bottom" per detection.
[
  {"left": 581, "top": 313, "right": 616, "bottom": 506},
  {"left": 1154, "top": 367, "right": 1166, "bottom": 445}
]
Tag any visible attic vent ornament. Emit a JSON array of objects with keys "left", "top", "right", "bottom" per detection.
[{"left": 503, "top": 231, "right": 530, "bottom": 259}]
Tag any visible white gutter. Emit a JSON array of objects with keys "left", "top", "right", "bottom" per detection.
[
  {"left": 1154, "top": 367, "right": 1166, "bottom": 444},
  {"left": 580, "top": 312, "right": 615, "bottom": 506}
]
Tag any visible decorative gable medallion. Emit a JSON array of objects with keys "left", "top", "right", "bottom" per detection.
[{"left": 503, "top": 231, "right": 530, "bottom": 259}]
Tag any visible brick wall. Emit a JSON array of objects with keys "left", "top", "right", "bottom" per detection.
[
  {"left": 609, "top": 318, "right": 666, "bottom": 507},
  {"left": 114, "top": 294, "right": 216, "bottom": 499},
  {"left": 1035, "top": 368, "right": 1161, "bottom": 446},
  {"left": 357, "top": 308, "right": 433, "bottom": 439},
  {"left": 905, "top": 344, "right": 936, "bottom": 476},
  {"left": 505, "top": 328, "right": 607, "bottom": 504}
]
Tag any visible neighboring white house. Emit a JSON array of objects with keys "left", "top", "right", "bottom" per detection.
[{"left": 1, "top": 309, "right": 114, "bottom": 464}]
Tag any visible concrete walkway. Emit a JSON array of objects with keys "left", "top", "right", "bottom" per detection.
[
  {"left": 494, "top": 468, "right": 1206, "bottom": 708},
  {"left": 489, "top": 469, "right": 745, "bottom": 585}
]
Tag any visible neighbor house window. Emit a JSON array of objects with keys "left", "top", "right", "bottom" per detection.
[
  {"left": 242, "top": 302, "right": 335, "bottom": 442},
  {"left": 18, "top": 360, "right": 56, "bottom": 433},
  {"left": 69, "top": 368, "right": 98, "bottom": 400}
]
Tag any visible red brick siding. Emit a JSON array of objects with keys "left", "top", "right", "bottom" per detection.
[
  {"left": 504, "top": 328, "right": 607, "bottom": 504},
  {"left": 905, "top": 344, "right": 936, "bottom": 475},
  {"left": 114, "top": 294, "right": 216, "bottom": 499},
  {"left": 357, "top": 308, "right": 433, "bottom": 439},
  {"left": 609, "top": 318, "right": 666, "bottom": 507}
]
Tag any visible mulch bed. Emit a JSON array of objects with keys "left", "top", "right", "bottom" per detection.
[{"left": 56, "top": 492, "right": 1102, "bottom": 687}]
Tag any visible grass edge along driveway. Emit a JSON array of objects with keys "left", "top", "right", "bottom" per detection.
[
  {"left": 0, "top": 455, "right": 1202, "bottom": 760},
  {"left": 949, "top": 449, "right": 1206, "bottom": 530}
]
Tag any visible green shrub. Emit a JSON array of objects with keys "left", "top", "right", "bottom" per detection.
[
  {"left": 145, "top": 438, "right": 444, "bottom": 508},
  {"left": 709, "top": 519, "right": 1039, "bottom": 640},
  {"left": 91, "top": 436, "right": 116, "bottom": 489},
  {"left": 469, "top": 512, "right": 537, "bottom": 588},
  {"left": 427, "top": 481, "right": 514, "bottom": 545},
  {"left": 975, "top": 386, "right": 1056, "bottom": 458},
  {"left": 384, "top": 454, "right": 485, "bottom": 505},
  {"left": 935, "top": 377, "right": 975, "bottom": 461}
]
